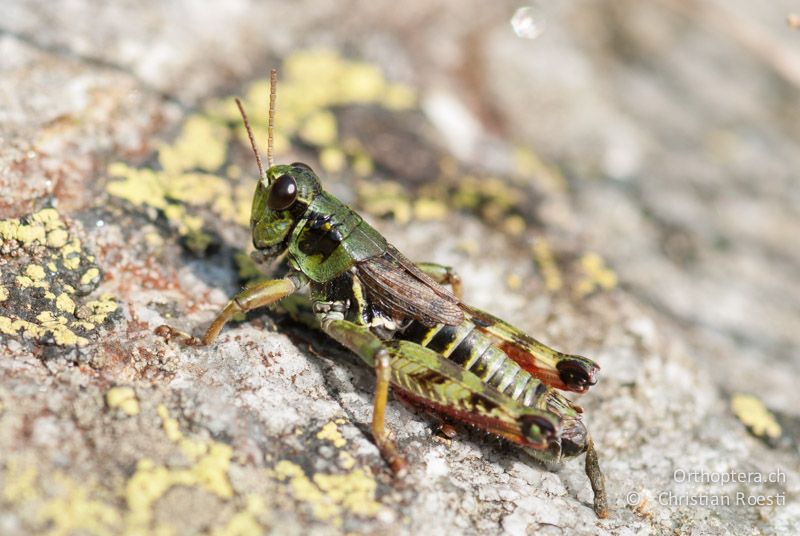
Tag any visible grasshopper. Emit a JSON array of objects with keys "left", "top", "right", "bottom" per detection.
[{"left": 158, "top": 70, "right": 608, "bottom": 518}]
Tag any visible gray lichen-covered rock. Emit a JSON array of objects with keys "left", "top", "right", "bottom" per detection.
[{"left": 1, "top": 1, "right": 798, "bottom": 535}]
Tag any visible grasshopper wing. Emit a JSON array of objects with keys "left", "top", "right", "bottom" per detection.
[{"left": 358, "top": 246, "right": 464, "bottom": 327}]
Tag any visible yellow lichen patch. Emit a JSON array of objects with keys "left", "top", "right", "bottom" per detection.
[
  {"left": 15, "top": 275, "right": 34, "bottom": 289},
  {"left": 274, "top": 460, "right": 380, "bottom": 527},
  {"left": 319, "top": 147, "right": 347, "bottom": 175},
  {"left": 351, "top": 152, "right": 374, "bottom": 178},
  {"left": 513, "top": 146, "right": 568, "bottom": 193},
  {"left": 125, "top": 406, "right": 235, "bottom": 531},
  {"left": 56, "top": 292, "right": 76, "bottom": 315},
  {"left": 413, "top": 198, "right": 448, "bottom": 221},
  {"left": 108, "top": 49, "right": 417, "bottom": 257},
  {"left": 317, "top": 421, "right": 347, "bottom": 448},
  {"left": 60, "top": 237, "right": 83, "bottom": 270},
  {"left": 731, "top": 393, "right": 782, "bottom": 440},
  {"left": 157, "top": 404, "right": 185, "bottom": 444},
  {"left": 356, "top": 181, "right": 412, "bottom": 224},
  {"left": 35, "top": 310, "right": 65, "bottom": 326},
  {"left": 0, "top": 209, "right": 116, "bottom": 347},
  {"left": 384, "top": 83, "right": 416, "bottom": 110},
  {"left": 573, "top": 253, "right": 618, "bottom": 298},
  {"left": 158, "top": 116, "right": 229, "bottom": 175},
  {"left": 51, "top": 325, "right": 90, "bottom": 346},
  {"left": 2, "top": 459, "right": 40, "bottom": 503},
  {"left": 1, "top": 461, "right": 123, "bottom": 536},
  {"left": 106, "top": 163, "right": 214, "bottom": 252},
  {"left": 25, "top": 264, "right": 46, "bottom": 280},
  {"left": 299, "top": 110, "right": 338, "bottom": 146},
  {"left": 505, "top": 273, "right": 523, "bottom": 290},
  {"left": 81, "top": 267, "right": 101, "bottom": 287},
  {"left": 106, "top": 387, "right": 140, "bottom": 416},
  {"left": 107, "top": 165, "right": 169, "bottom": 209},
  {"left": 281, "top": 49, "right": 414, "bottom": 112},
  {"left": 46, "top": 228, "right": 69, "bottom": 248},
  {"left": 0, "top": 315, "right": 44, "bottom": 339},
  {"left": 338, "top": 452, "right": 356, "bottom": 471},
  {"left": 38, "top": 475, "right": 121, "bottom": 536},
  {"left": 2, "top": 448, "right": 251, "bottom": 535},
  {"left": 532, "top": 240, "right": 563, "bottom": 292},
  {"left": 210, "top": 495, "right": 266, "bottom": 536},
  {"left": 156, "top": 405, "right": 234, "bottom": 493},
  {"left": 71, "top": 320, "right": 96, "bottom": 331},
  {"left": 313, "top": 470, "right": 381, "bottom": 518},
  {"left": 502, "top": 215, "right": 526, "bottom": 237},
  {"left": 77, "top": 294, "right": 119, "bottom": 325},
  {"left": 30, "top": 208, "right": 60, "bottom": 225},
  {"left": 15, "top": 223, "right": 47, "bottom": 245}
]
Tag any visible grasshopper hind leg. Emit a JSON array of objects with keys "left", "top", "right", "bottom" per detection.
[{"left": 415, "top": 262, "right": 462, "bottom": 299}]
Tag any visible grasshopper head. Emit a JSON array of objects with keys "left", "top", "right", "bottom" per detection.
[{"left": 250, "top": 162, "right": 321, "bottom": 259}]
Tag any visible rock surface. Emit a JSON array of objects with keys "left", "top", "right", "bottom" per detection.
[{"left": 1, "top": 1, "right": 798, "bottom": 535}]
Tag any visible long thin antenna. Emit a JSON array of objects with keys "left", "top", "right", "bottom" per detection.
[
  {"left": 235, "top": 97, "right": 264, "bottom": 181},
  {"left": 267, "top": 68, "right": 277, "bottom": 168}
]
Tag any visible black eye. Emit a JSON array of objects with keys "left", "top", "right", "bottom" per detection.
[
  {"left": 291, "top": 162, "right": 314, "bottom": 173},
  {"left": 268, "top": 174, "right": 297, "bottom": 210}
]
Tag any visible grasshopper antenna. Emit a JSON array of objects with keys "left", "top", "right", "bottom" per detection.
[
  {"left": 267, "top": 68, "right": 277, "bottom": 168},
  {"left": 235, "top": 97, "right": 265, "bottom": 181}
]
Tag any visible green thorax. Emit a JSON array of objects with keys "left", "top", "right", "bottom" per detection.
[{"left": 288, "top": 191, "right": 386, "bottom": 282}]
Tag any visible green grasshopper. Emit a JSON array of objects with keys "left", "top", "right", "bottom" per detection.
[{"left": 158, "top": 70, "right": 608, "bottom": 518}]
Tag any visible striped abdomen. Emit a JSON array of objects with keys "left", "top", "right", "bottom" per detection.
[{"left": 397, "top": 318, "right": 549, "bottom": 409}]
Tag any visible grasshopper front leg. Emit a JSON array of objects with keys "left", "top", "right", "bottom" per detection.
[
  {"left": 320, "top": 316, "right": 408, "bottom": 475},
  {"left": 157, "top": 277, "right": 297, "bottom": 346}
]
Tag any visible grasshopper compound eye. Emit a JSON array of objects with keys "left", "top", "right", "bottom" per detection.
[
  {"left": 268, "top": 174, "right": 298, "bottom": 210},
  {"left": 291, "top": 162, "right": 314, "bottom": 173}
]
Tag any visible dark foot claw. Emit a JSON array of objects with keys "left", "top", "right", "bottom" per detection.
[
  {"left": 154, "top": 325, "right": 202, "bottom": 346},
  {"left": 388, "top": 455, "right": 408, "bottom": 478}
]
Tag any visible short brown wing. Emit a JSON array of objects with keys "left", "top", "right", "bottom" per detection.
[{"left": 358, "top": 245, "right": 464, "bottom": 326}]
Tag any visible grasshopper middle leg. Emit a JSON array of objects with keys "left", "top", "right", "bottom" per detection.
[{"left": 320, "top": 316, "right": 408, "bottom": 475}]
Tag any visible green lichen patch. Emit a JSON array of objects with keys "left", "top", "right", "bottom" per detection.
[{"left": 0, "top": 208, "right": 118, "bottom": 348}]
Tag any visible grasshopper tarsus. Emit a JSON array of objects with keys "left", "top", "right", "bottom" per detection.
[
  {"left": 585, "top": 438, "right": 609, "bottom": 518},
  {"left": 154, "top": 325, "right": 202, "bottom": 346},
  {"left": 384, "top": 448, "right": 409, "bottom": 478}
]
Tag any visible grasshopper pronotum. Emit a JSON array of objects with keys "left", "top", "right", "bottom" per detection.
[{"left": 158, "top": 69, "right": 608, "bottom": 518}]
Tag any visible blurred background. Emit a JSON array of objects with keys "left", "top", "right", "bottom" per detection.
[{"left": 0, "top": 1, "right": 798, "bottom": 534}]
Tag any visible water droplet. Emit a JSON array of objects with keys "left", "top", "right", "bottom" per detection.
[{"left": 511, "top": 5, "right": 546, "bottom": 40}]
